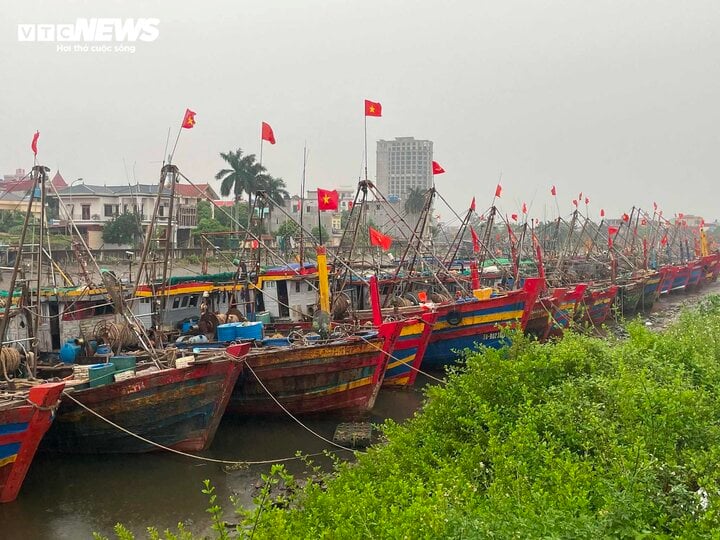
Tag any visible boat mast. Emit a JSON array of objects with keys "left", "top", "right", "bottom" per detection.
[{"left": 0, "top": 166, "right": 42, "bottom": 378}]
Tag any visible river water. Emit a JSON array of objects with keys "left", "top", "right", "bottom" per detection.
[{"left": 0, "top": 376, "right": 432, "bottom": 539}]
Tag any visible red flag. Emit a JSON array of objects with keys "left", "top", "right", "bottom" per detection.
[
  {"left": 317, "top": 188, "right": 339, "bottom": 211},
  {"left": 641, "top": 218, "right": 647, "bottom": 225},
  {"left": 181, "top": 109, "right": 197, "bottom": 129},
  {"left": 31, "top": 131, "right": 39, "bottom": 156},
  {"left": 600, "top": 208, "right": 605, "bottom": 217},
  {"left": 551, "top": 185, "right": 556, "bottom": 196},
  {"left": 678, "top": 212, "right": 684, "bottom": 219},
  {"left": 470, "top": 227, "right": 480, "bottom": 253},
  {"left": 622, "top": 213, "right": 629, "bottom": 222},
  {"left": 584, "top": 197, "right": 589, "bottom": 205},
  {"left": 607, "top": 226, "right": 619, "bottom": 248},
  {"left": 661, "top": 234, "right": 668, "bottom": 246},
  {"left": 431, "top": 161, "right": 445, "bottom": 175},
  {"left": 364, "top": 99, "right": 382, "bottom": 117},
  {"left": 470, "top": 197, "right": 476, "bottom": 211},
  {"left": 511, "top": 213, "right": 518, "bottom": 221},
  {"left": 522, "top": 202, "right": 527, "bottom": 214},
  {"left": 347, "top": 201, "right": 354, "bottom": 210},
  {"left": 572, "top": 199, "right": 578, "bottom": 207},
  {"left": 495, "top": 184, "right": 502, "bottom": 198},
  {"left": 653, "top": 202, "right": 658, "bottom": 211},
  {"left": 261, "top": 122, "right": 276, "bottom": 144},
  {"left": 369, "top": 227, "right": 392, "bottom": 250}
]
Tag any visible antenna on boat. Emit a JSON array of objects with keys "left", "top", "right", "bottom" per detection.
[{"left": 299, "top": 143, "right": 307, "bottom": 267}]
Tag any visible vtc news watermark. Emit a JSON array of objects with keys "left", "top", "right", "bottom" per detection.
[{"left": 17, "top": 18, "right": 160, "bottom": 54}]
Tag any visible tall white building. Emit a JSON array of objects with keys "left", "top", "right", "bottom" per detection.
[{"left": 376, "top": 137, "right": 433, "bottom": 199}]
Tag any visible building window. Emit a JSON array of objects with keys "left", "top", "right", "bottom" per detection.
[
  {"left": 104, "top": 204, "right": 114, "bottom": 217},
  {"left": 82, "top": 205, "right": 90, "bottom": 220},
  {"left": 159, "top": 206, "right": 164, "bottom": 217}
]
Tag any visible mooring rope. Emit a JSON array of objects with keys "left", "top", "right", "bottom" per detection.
[
  {"left": 355, "top": 331, "right": 447, "bottom": 385},
  {"left": 61, "top": 390, "right": 355, "bottom": 466}
]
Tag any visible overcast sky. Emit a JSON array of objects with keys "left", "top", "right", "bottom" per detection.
[{"left": 1, "top": 0, "right": 719, "bottom": 222}]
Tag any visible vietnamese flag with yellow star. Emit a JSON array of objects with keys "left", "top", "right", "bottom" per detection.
[
  {"left": 364, "top": 99, "right": 382, "bottom": 117},
  {"left": 317, "top": 188, "right": 339, "bottom": 211},
  {"left": 181, "top": 108, "right": 197, "bottom": 129}
]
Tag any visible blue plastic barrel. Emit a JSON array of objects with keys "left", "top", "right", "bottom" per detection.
[{"left": 59, "top": 339, "right": 81, "bottom": 364}]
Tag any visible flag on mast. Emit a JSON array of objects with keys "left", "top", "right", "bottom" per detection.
[
  {"left": 432, "top": 161, "right": 445, "bottom": 175},
  {"left": 31, "top": 131, "right": 39, "bottom": 155},
  {"left": 317, "top": 188, "right": 339, "bottom": 211},
  {"left": 369, "top": 227, "right": 392, "bottom": 250},
  {"left": 261, "top": 122, "right": 276, "bottom": 144},
  {"left": 364, "top": 100, "right": 382, "bottom": 117},
  {"left": 181, "top": 109, "right": 197, "bottom": 129}
]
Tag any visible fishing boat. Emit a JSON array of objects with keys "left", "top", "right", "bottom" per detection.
[
  {"left": 0, "top": 382, "right": 64, "bottom": 502},
  {"left": 524, "top": 288, "right": 566, "bottom": 340},
  {"left": 669, "top": 262, "right": 693, "bottom": 293},
  {"left": 638, "top": 270, "right": 662, "bottom": 310},
  {"left": 225, "top": 320, "right": 404, "bottom": 416},
  {"left": 383, "top": 310, "right": 437, "bottom": 387},
  {"left": 575, "top": 284, "right": 619, "bottom": 326},
  {"left": 615, "top": 277, "right": 644, "bottom": 315},
  {"left": 422, "top": 277, "right": 543, "bottom": 368},
  {"left": 546, "top": 283, "right": 587, "bottom": 338},
  {"left": 40, "top": 345, "right": 249, "bottom": 453}
]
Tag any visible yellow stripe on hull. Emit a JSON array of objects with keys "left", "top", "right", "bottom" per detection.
[
  {"left": 386, "top": 354, "right": 417, "bottom": 371},
  {"left": 0, "top": 454, "right": 17, "bottom": 468},
  {"left": 433, "top": 309, "right": 524, "bottom": 332}
]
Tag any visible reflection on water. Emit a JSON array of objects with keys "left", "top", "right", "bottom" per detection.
[{"left": 0, "top": 376, "right": 433, "bottom": 539}]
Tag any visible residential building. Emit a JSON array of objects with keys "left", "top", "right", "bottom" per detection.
[
  {"left": 376, "top": 137, "right": 433, "bottom": 199},
  {"left": 48, "top": 182, "right": 218, "bottom": 250}
]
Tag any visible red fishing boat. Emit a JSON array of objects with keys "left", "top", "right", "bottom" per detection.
[
  {"left": 546, "top": 284, "right": 587, "bottom": 338},
  {"left": 225, "top": 319, "right": 404, "bottom": 416},
  {"left": 576, "top": 285, "right": 619, "bottom": 326},
  {"left": 1, "top": 382, "right": 64, "bottom": 503},
  {"left": 525, "top": 288, "right": 567, "bottom": 340},
  {"left": 41, "top": 347, "right": 249, "bottom": 453}
]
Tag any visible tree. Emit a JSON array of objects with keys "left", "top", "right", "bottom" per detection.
[
  {"left": 197, "top": 200, "right": 212, "bottom": 222},
  {"left": 259, "top": 176, "right": 289, "bottom": 208},
  {"left": 275, "top": 219, "right": 300, "bottom": 239},
  {"left": 312, "top": 225, "right": 328, "bottom": 243},
  {"left": 103, "top": 213, "right": 142, "bottom": 245},
  {"left": 194, "top": 217, "right": 230, "bottom": 248},
  {"left": 404, "top": 187, "right": 427, "bottom": 215},
  {"left": 215, "top": 148, "right": 269, "bottom": 227}
]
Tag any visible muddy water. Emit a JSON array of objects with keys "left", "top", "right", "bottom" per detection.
[{"left": 0, "top": 378, "right": 432, "bottom": 539}]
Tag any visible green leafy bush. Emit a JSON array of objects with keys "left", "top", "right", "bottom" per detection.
[{"left": 104, "top": 296, "right": 720, "bottom": 539}]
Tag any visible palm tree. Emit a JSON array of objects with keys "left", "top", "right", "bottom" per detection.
[
  {"left": 259, "top": 176, "right": 290, "bottom": 208},
  {"left": 215, "top": 148, "right": 269, "bottom": 228},
  {"left": 404, "top": 187, "right": 427, "bottom": 215}
]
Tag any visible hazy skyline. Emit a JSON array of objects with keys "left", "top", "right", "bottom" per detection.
[{"left": 1, "top": 0, "right": 719, "bottom": 222}]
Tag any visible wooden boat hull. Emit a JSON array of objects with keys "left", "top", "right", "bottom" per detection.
[
  {"left": 226, "top": 321, "right": 404, "bottom": 416},
  {"left": 670, "top": 264, "right": 692, "bottom": 292},
  {"left": 525, "top": 288, "right": 570, "bottom": 340},
  {"left": 422, "top": 278, "right": 543, "bottom": 368},
  {"left": 383, "top": 311, "right": 437, "bottom": 387},
  {"left": 639, "top": 271, "right": 661, "bottom": 310},
  {"left": 615, "top": 279, "right": 644, "bottom": 315},
  {"left": 576, "top": 285, "right": 618, "bottom": 326},
  {"left": 547, "top": 284, "right": 587, "bottom": 338},
  {"left": 687, "top": 261, "right": 704, "bottom": 290},
  {"left": 1, "top": 382, "right": 64, "bottom": 503},
  {"left": 41, "top": 353, "right": 247, "bottom": 453},
  {"left": 658, "top": 265, "right": 679, "bottom": 295}
]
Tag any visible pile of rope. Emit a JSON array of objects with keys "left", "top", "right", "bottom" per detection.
[
  {"left": 93, "top": 321, "right": 138, "bottom": 350},
  {"left": 0, "top": 347, "right": 21, "bottom": 376}
]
